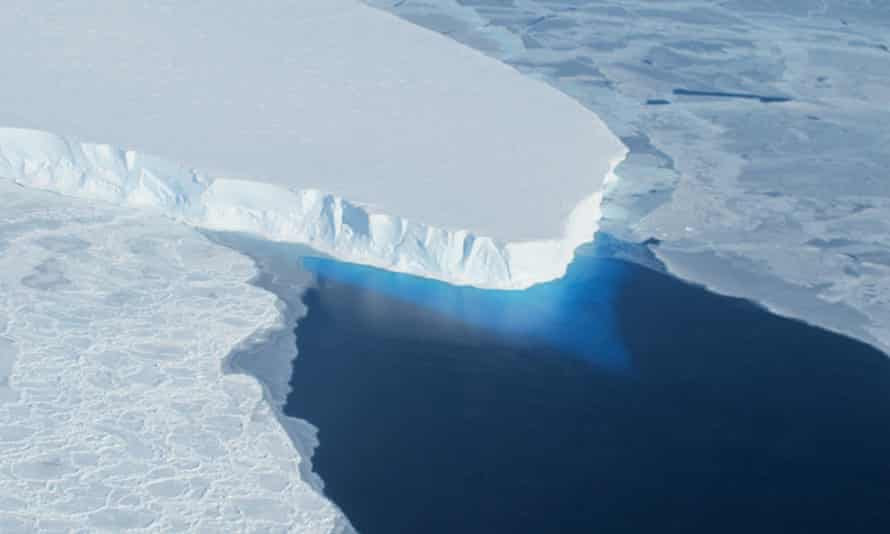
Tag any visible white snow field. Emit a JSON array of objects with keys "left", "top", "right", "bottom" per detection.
[
  {"left": 0, "top": 0, "right": 625, "bottom": 289},
  {"left": 0, "top": 179, "right": 350, "bottom": 533}
]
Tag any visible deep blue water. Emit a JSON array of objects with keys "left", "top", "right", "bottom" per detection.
[{"left": 284, "top": 252, "right": 890, "bottom": 533}]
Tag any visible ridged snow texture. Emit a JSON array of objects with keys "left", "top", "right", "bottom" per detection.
[{"left": 0, "top": 128, "right": 621, "bottom": 289}]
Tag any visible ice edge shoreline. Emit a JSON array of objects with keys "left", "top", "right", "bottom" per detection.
[
  {"left": 213, "top": 232, "right": 357, "bottom": 533},
  {"left": 0, "top": 127, "right": 627, "bottom": 291}
]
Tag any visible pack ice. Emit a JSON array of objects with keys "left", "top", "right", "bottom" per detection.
[
  {"left": 0, "top": 180, "right": 351, "bottom": 532},
  {"left": 0, "top": 0, "right": 625, "bottom": 289}
]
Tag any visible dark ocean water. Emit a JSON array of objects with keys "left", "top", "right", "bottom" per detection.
[{"left": 284, "top": 252, "right": 890, "bottom": 534}]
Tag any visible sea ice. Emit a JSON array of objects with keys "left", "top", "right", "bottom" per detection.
[{"left": 0, "top": 180, "right": 350, "bottom": 533}]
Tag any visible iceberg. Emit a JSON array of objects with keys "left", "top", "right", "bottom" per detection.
[{"left": 0, "top": 0, "right": 625, "bottom": 289}]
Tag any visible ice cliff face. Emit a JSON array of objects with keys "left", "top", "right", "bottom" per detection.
[{"left": 0, "top": 128, "right": 625, "bottom": 289}]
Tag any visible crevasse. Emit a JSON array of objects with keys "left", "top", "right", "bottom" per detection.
[{"left": 0, "top": 127, "right": 625, "bottom": 289}]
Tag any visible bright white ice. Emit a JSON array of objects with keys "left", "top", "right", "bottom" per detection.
[
  {"left": 0, "top": 126, "right": 617, "bottom": 289},
  {"left": 0, "top": 0, "right": 625, "bottom": 288},
  {"left": 0, "top": 180, "right": 349, "bottom": 533}
]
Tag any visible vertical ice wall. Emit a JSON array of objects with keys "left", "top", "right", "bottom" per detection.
[{"left": 0, "top": 127, "right": 625, "bottom": 289}]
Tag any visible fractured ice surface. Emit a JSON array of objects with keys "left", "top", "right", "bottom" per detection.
[
  {"left": 0, "top": 180, "right": 349, "bottom": 532},
  {"left": 0, "top": 0, "right": 626, "bottom": 289}
]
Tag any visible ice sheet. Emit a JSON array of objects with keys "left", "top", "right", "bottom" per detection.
[{"left": 0, "top": 0, "right": 624, "bottom": 251}]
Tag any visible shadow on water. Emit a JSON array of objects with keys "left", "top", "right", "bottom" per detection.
[{"left": 286, "top": 251, "right": 890, "bottom": 534}]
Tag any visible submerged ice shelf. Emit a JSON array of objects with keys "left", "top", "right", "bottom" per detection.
[{"left": 0, "top": 127, "right": 624, "bottom": 289}]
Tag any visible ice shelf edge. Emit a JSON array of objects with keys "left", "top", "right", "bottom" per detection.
[{"left": 0, "top": 127, "right": 626, "bottom": 289}]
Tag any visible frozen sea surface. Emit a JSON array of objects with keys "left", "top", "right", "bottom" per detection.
[{"left": 0, "top": 180, "right": 350, "bottom": 533}]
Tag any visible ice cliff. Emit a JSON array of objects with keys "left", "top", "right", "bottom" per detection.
[{"left": 0, "top": 128, "right": 625, "bottom": 289}]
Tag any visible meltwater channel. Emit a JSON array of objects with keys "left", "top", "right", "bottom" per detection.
[{"left": 283, "top": 243, "right": 890, "bottom": 534}]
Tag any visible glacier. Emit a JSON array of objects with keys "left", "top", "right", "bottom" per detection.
[
  {"left": 0, "top": 0, "right": 626, "bottom": 289},
  {"left": 0, "top": 127, "right": 624, "bottom": 289}
]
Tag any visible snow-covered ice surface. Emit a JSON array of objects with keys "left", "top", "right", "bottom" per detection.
[
  {"left": 368, "top": 0, "right": 890, "bottom": 355},
  {"left": 0, "top": 179, "right": 350, "bottom": 533},
  {"left": 0, "top": 0, "right": 625, "bottom": 288}
]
